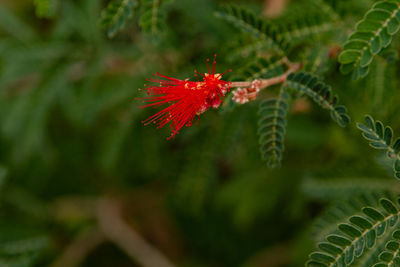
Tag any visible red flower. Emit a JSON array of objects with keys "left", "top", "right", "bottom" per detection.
[{"left": 138, "top": 56, "right": 231, "bottom": 139}]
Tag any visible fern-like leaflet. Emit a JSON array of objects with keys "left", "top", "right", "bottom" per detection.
[
  {"left": 372, "top": 229, "right": 400, "bottom": 266},
  {"left": 139, "top": 0, "right": 167, "bottom": 35},
  {"left": 339, "top": 0, "right": 400, "bottom": 79},
  {"left": 273, "top": 1, "right": 338, "bottom": 44},
  {"left": 215, "top": 4, "right": 289, "bottom": 53},
  {"left": 226, "top": 35, "right": 269, "bottom": 62},
  {"left": 236, "top": 56, "right": 286, "bottom": 81},
  {"left": 100, "top": 0, "right": 138, "bottom": 38},
  {"left": 307, "top": 198, "right": 400, "bottom": 266},
  {"left": 308, "top": 192, "right": 394, "bottom": 246},
  {"left": 284, "top": 72, "right": 350, "bottom": 127},
  {"left": 357, "top": 115, "right": 400, "bottom": 179},
  {"left": 258, "top": 89, "right": 290, "bottom": 168},
  {"left": 280, "top": 16, "right": 336, "bottom": 43},
  {"left": 217, "top": 3, "right": 338, "bottom": 54}
]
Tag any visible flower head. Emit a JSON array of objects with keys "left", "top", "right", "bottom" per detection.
[
  {"left": 232, "top": 88, "right": 249, "bottom": 104},
  {"left": 138, "top": 55, "right": 231, "bottom": 139}
]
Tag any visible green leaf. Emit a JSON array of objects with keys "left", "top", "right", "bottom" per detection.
[
  {"left": 284, "top": 71, "right": 350, "bottom": 127},
  {"left": 365, "top": 229, "right": 377, "bottom": 248},
  {"left": 319, "top": 242, "right": 343, "bottom": 256},
  {"left": 384, "top": 127, "right": 394, "bottom": 146},
  {"left": 310, "top": 252, "right": 335, "bottom": 264},
  {"left": 395, "top": 160, "right": 400, "bottom": 172},
  {"left": 339, "top": 0, "right": 400, "bottom": 79},
  {"left": 393, "top": 230, "right": 400, "bottom": 240},
  {"left": 215, "top": 4, "right": 288, "bottom": 53},
  {"left": 393, "top": 138, "right": 400, "bottom": 153},
  {"left": 139, "top": 0, "right": 168, "bottom": 36},
  {"left": 349, "top": 215, "right": 373, "bottom": 230},
  {"left": 338, "top": 50, "right": 361, "bottom": 64},
  {"left": 338, "top": 223, "right": 362, "bottom": 238},
  {"left": 100, "top": 0, "right": 138, "bottom": 38},
  {"left": 326, "top": 235, "right": 352, "bottom": 247},
  {"left": 381, "top": 199, "right": 398, "bottom": 214},
  {"left": 357, "top": 114, "right": 400, "bottom": 179},
  {"left": 258, "top": 89, "right": 290, "bottom": 168},
  {"left": 386, "top": 240, "right": 399, "bottom": 251},
  {"left": 306, "top": 261, "right": 327, "bottom": 267},
  {"left": 372, "top": 227, "right": 400, "bottom": 266},
  {"left": 307, "top": 198, "right": 400, "bottom": 266},
  {"left": 363, "top": 207, "right": 385, "bottom": 221}
]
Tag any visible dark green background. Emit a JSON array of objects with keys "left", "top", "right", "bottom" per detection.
[{"left": 0, "top": 0, "right": 399, "bottom": 266}]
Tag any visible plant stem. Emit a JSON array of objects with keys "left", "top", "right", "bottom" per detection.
[
  {"left": 97, "top": 197, "right": 175, "bottom": 267},
  {"left": 230, "top": 61, "right": 301, "bottom": 90},
  {"left": 51, "top": 228, "right": 105, "bottom": 267}
]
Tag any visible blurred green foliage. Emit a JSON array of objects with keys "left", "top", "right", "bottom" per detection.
[{"left": 0, "top": 0, "right": 400, "bottom": 266}]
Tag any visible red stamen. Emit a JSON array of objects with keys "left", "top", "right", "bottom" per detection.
[{"left": 138, "top": 56, "right": 231, "bottom": 138}]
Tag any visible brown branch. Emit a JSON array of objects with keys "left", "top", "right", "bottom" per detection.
[
  {"left": 230, "top": 60, "right": 301, "bottom": 104},
  {"left": 51, "top": 227, "right": 105, "bottom": 267},
  {"left": 263, "top": 0, "right": 289, "bottom": 17},
  {"left": 230, "top": 61, "right": 301, "bottom": 90},
  {"left": 96, "top": 197, "right": 175, "bottom": 267}
]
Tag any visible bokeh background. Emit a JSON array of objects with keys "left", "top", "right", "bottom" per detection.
[{"left": 0, "top": 0, "right": 400, "bottom": 266}]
